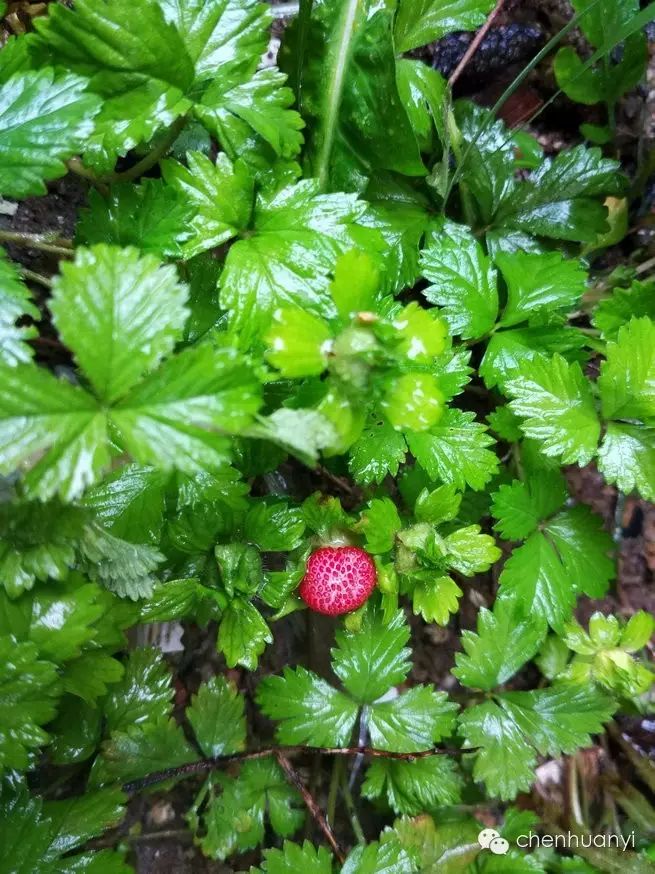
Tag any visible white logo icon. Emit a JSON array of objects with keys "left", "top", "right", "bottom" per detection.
[{"left": 478, "top": 828, "right": 509, "bottom": 855}]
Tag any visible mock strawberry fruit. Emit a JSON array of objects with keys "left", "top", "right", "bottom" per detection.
[{"left": 299, "top": 546, "right": 377, "bottom": 616}]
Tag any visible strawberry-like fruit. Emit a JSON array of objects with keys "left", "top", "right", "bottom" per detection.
[{"left": 299, "top": 546, "right": 377, "bottom": 616}]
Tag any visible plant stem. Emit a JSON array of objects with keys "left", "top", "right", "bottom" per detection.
[
  {"left": 0, "top": 229, "right": 73, "bottom": 257},
  {"left": 105, "top": 114, "right": 188, "bottom": 183},
  {"left": 341, "top": 770, "right": 365, "bottom": 844},
  {"left": 20, "top": 267, "right": 52, "bottom": 288},
  {"left": 121, "top": 743, "right": 471, "bottom": 794},
  {"left": 326, "top": 756, "right": 343, "bottom": 827},
  {"left": 276, "top": 752, "right": 345, "bottom": 864}
]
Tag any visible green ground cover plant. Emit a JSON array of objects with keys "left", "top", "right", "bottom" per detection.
[{"left": 0, "top": 0, "right": 654, "bottom": 870}]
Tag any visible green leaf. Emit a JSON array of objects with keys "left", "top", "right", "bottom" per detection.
[
  {"left": 395, "top": 0, "right": 494, "bottom": 51},
  {"left": 0, "top": 251, "right": 38, "bottom": 366},
  {"left": 411, "top": 574, "right": 462, "bottom": 625},
  {"left": 257, "top": 665, "right": 359, "bottom": 746},
  {"left": 360, "top": 498, "right": 403, "bottom": 554},
  {"left": 220, "top": 180, "right": 368, "bottom": 341},
  {"left": 599, "top": 317, "right": 655, "bottom": 421},
  {"left": 496, "top": 146, "right": 626, "bottom": 242},
  {"left": 82, "top": 465, "right": 168, "bottom": 544},
  {"left": 103, "top": 648, "right": 173, "bottom": 734},
  {"left": 479, "top": 326, "right": 588, "bottom": 391},
  {"left": 159, "top": 0, "right": 269, "bottom": 82},
  {"left": 505, "top": 354, "right": 600, "bottom": 465},
  {"left": 496, "top": 252, "right": 587, "bottom": 327},
  {"left": 392, "top": 814, "right": 481, "bottom": 873},
  {"left": 597, "top": 422, "right": 655, "bottom": 500},
  {"left": 218, "top": 599, "right": 272, "bottom": 670},
  {"left": 349, "top": 420, "right": 408, "bottom": 485},
  {"left": 592, "top": 281, "right": 655, "bottom": 339},
  {"left": 76, "top": 180, "right": 193, "bottom": 259},
  {"left": 454, "top": 599, "right": 546, "bottom": 691},
  {"left": 491, "top": 472, "right": 568, "bottom": 540},
  {"left": 396, "top": 60, "right": 447, "bottom": 149},
  {"left": 42, "top": 788, "right": 126, "bottom": 855},
  {"left": 254, "top": 840, "right": 333, "bottom": 874},
  {"left": 0, "top": 499, "right": 82, "bottom": 597},
  {"left": 62, "top": 651, "right": 125, "bottom": 704},
  {"left": 187, "top": 675, "right": 246, "bottom": 757},
  {"left": 342, "top": 841, "right": 416, "bottom": 874},
  {"left": 332, "top": 609, "right": 411, "bottom": 703},
  {"left": 368, "top": 686, "right": 458, "bottom": 752},
  {"left": 382, "top": 372, "right": 445, "bottom": 433},
  {"left": 92, "top": 715, "right": 196, "bottom": 786},
  {"left": 111, "top": 344, "right": 261, "bottom": 471},
  {"left": 161, "top": 151, "right": 253, "bottom": 257},
  {"left": 196, "top": 67, "right": 305, "bottom": 162},
  {"left": 49, "top": 696, "right": 102, "bottom": 765},
  {"left": 34, "top": 0, "right": 194, "bottom": 171},
  {"left": 0, "top": 364, "right": 109, "bottom": 501},
  {"left": 0, "top": 69, "right": 100, "bottom": 197},
  {"left": 407, "top": 409, "right": 498, "bottom": 491},
  {"left": 555, "top": 34, "right": 647, "bottom": 105},
  {"left": 497, "top": 506, "right": 615, "bottom": 631},
  {"left": 251, "top": 408, "right": 338, "bottom": 467},
  {"left": 444, "top": 525, "right": 501, "bottom": 576},
  {"left": 414, "top": 484, "right": 462, "bottom": 525},
  {"left": 201, "top": 759, "right": 303, "bottom": 861},
  {"left": 0, "top": 636, "right": 60, "bottom": 774},
  {"left": 265, "top": 307, "right": 332, "bottom": 378},
  {"left": 459, "top": 685, "right": 615, "bottom": 799},
  {"left": 362, "top": 755, "right": 462, "bottom": 815},
  {"left": 420, "top": 220, "right": 498, "bottom": 340},
  {"left": 50, "top": 245, "right": 189, "bottom": 405},
  {"left": 282, "top": 0, "right": 423, "bottom": 191},
  {"left": 78, "top": 524, "right": 164, "bottom": 600},
  {"left": 573, "top": 0, "right": 641, "bottom": 50},
  {"left": 28, "top": 578, "right": 105, "bottom": 661},
  {"left": 244, "top": 500, "right": 306, "bottom": 551}
]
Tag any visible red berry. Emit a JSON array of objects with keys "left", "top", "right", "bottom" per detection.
[{"left": 299, "top": 546, "right": 377, "bottom": 616}]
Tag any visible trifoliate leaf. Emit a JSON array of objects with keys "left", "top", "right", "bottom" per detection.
[
  {"left": 92, "top": 716, "right": 196, "bottom": 786},
  {"left": 332, "top": 609, "right": 411, "bottom": 703},
  {"left": 34, "top": 0, "right": 194, "bottom": 171},
  {"left": 599, "top": 317, "right": 655, "bottom": 421},
  {"left": 496, "top": 252, "right": 587, "bottom": 327},
  {"left": 362, "top": 755, "right": 462, "bottom": 815},
  {"left": 444, "top": 525, "right": 501, "bottom": 576},
  {"left": 349, "top": 420, "right": 408, "bottom": 485},
  {"left": 459, "top": 685, "right": 615, "bottom": 799},
  {"left": 454, "top": 599, "right": 546, "bottom": 691},
  {"left": 491, "top": 471, "right": 568, "bottom": 541},
  {"left": 187, "top": 675, "right": 246, "bottom": 757},
  {"left": 197, "top": 67, "right": 304, "bottom": 162},
  {"left": 420, "top": 220, "right": 498, "bottom": 340},
  {"left": 103, "top": 647, "right": 173, "bottom": 734},
  {"left": 0, "top": 69, "right": 100, "bottom": 197},
  {"left": 257, "top": 666, "right": 359, "bottom": 746},
  {"left": 505, "top": 354, "right": 600, "bottom": 465},
  {"left": 497, "top": 506, "right": 614, "bottom": 631},
  {"left": 161, "top": 151, "right": 253, "bottom": 257},
  {"left": 407, "top": 409, "right": 499, "bottom": 491},
  {"left": 597, "top": 422, "right": 655, "bottom": 500},
  {"left": 218, "top": 599, "right": 271, "bottom": 670},
  {"left": 0, "top": 252, "right": 38, "bottom": 366},
  {"left": 219, "top": 180, "right": 368, "bottom": 342},
  {"left": 368, "top": 686, "right": 458, "bottom": 752},
  {"left": 592, "top": 280, "right": 655, "bottom": 340},
  {"left": 50, "top": 245, "right": 189, "bottom": 405},
  {"left": 254, "top": 840, "right": 333, "bottom": 874},
  {"left": 200, "top": 759, "right": 303, "bottom": 861},
  {"left": 77, "top": 180, "right": 193, "bottom": 260},
  {"left": 395, "top": 0, "right": 495, "bottom": 52},
  {"left": 0, "top": 636, "right": 60, "bottom": 774},
  {"left": 496, "top": 146, "right": 626, "bottom": 242}
]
